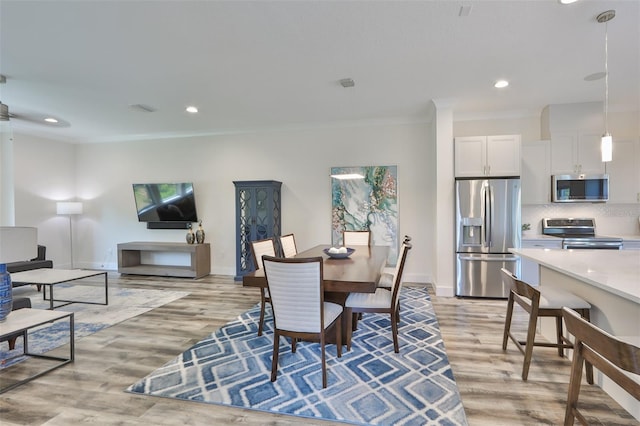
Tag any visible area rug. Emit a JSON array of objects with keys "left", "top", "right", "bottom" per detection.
[
  {"left": 1, "top": 284, "right": 189, "bottom": 368},
  {"left": 127, "top": 286, "right": 467, "bottom": 425}
]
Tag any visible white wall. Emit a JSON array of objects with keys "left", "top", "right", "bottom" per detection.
[{"left": 13, "top": 122, "right": 437, "bottom": 284}]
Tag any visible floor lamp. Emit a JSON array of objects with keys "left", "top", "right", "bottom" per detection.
[{"left": 56, "top": 201, "right": 83, "bottom": 269}]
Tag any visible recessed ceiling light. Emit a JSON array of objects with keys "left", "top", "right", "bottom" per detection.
[
  {"left": 558, "top": 0, "right": 579, "bottom": 4},
  {"left": 186, "top": 106, "right": 198, "bottom": 113},
  {"left": 494, "top": 80, "right": 509, "bottom": 88},
  {"left": 44, "top": 117, "right": 58, "bottom": 123}
]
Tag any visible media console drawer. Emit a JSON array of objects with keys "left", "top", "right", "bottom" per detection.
[{"left": 117, "top": 241, "right": 210, "bottom": 279}]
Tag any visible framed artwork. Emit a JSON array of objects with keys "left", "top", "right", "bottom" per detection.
[{"left": 331, "top": 165, "right": 398, "bottom": 264}]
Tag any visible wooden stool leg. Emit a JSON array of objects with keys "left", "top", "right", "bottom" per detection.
[
  {"left": 581, "top": 309, "right": 594, "bottom": 385},
  {"left": 522, "top": 308, "right": 539, "bottom": 381},
  {"left": 502, "top": 293, "right": 515, "bottom": 350},
  {"left": 556, "top": 316, "right": 565, "bottom": 357}
]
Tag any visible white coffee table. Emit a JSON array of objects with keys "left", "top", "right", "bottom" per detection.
[
  {"left": 10, "top": 269, "right": 108, "bottom": 310},
  {"left": 0, "top": 308, "right": 74, "bottom": 393}
]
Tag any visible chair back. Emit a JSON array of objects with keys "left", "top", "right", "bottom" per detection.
[
  {"left": 501, "top": 268, "right": 540, "bottom": 311},
  {"left": 250, "top": 238, "right": 276, "bottom": 270},
  {"left": 279, "top": 233, "right": 298, "bottom": 258},
  {"left": 343, "top": 230, "right": 371, "bottom": 246},
  {"left": 262, "top": 255, "right": 324, "bottom": 333},
  {"left": 389, "top": 242, "right": 412, "bottom": 309},
  {"left": 562, "top": 307, "right": 640, "bottom": 413}
]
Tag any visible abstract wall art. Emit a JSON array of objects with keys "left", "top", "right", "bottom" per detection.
[{"left": 331, "top": 165, "right": 398, "bottom": 263}]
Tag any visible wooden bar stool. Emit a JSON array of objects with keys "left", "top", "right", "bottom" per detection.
[
  {"left": 562, "top": 307, "right": 640, "bottom": 425},
  {"left": 501, "top": 268, "right": 593, "bottom": 382}
]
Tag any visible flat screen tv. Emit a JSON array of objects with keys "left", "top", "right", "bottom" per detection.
[{"left": 132, "top": 183, "right": 199, "bottom": 228}]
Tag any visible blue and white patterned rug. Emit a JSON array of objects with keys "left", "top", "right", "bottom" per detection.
[
  {"left": 1, "top": 285, "right": 189, "bottom": 368},
  {"left": 127, "top": 286, "right": 467, "bottom": 425}
]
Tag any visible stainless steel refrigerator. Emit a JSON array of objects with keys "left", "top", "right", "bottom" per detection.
[{"left": 455, "top": 178, "right": 521, "bottom": 298}]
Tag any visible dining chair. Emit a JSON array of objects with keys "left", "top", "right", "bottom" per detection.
[
  {"left": 262, "top": 255, "right": 343, "bottom": 388},
  {"left": 501, "top": 268, "right": 593, "bottom": 382},
  {"left": 345, "top": 242, "right": 412, "bottom": 353},
  {"left": 379, "top": 235, "right": 412, "bottom": 289},
  {"left": 250, "top": 238, "right": 276, "bottom": 336},
  {"left": 279, "top": 233, "right": 297, "bottom": 258},
  {"left": 343, "top": 230, "right": 371, "bottom": 246},
  {"left": 562, "top": 307, "right": 640, "bottom": 426}
]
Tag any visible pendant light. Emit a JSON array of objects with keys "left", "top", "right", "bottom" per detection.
[{"left": 597, "top": 10, "right": 615, "bottom": 163}]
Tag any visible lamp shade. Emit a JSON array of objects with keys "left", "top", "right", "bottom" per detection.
[
  {"left": 601, "top": 134, "right": 613, "bottom": 162},
  {"left": 56, "top": 201, "right": 83, "bottom": 215}
]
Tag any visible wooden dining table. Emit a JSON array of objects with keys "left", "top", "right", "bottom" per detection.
[{"left": 242, "top": 244, "right": 390, "bottom": 343}]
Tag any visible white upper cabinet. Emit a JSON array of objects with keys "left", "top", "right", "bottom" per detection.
[
  {"left": 455, "top": 135, "right": 521, "bottom": 177},
  {"left": 550, "top": 131, "right": 605, "bottom": 175},
  {"left": 607, "top": 138, "right": 640, "bottom": 204},
  {"left": 521, "top": 140, "right": 551, "bottom": 204}
]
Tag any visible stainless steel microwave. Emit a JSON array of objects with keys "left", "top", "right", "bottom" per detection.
[{"left": 551, "top": 174, "right": 609, "bottom": 203}]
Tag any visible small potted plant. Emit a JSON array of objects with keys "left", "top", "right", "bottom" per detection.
[{"left": 522, "top": 223, "right": 531, "bottom": 235}]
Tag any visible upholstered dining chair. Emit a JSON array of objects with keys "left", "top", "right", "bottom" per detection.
[
  {"left": 250, "top": 238, "right": 276, "bottom": 336},
  {"left": 279, "top": 233, "right": 297, "bottom": 258},
  {"left": 345, "top": 242, "right": 412, "bottom": 353},
  {"left": 343, "top": 230, "right": 371, "bottom": 247},
  {"left": 501, "top": 268, "right": 593, "bottom": 382},
  {"left": 562, "top": 307, "right": 640, "bottom": 426},
  {"left": 379, "top": 235, "right": 412, "bottom": 289},
  {"left": 262, "top": 255, "right": 343, "bottom": 388}
]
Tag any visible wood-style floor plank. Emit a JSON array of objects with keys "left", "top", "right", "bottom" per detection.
[{"left": 1, "top": 274, "right": 637, "bottom": 425}]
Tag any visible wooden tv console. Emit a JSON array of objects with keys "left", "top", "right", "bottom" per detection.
[{"left": 117, "top": 241, "right": 210, "bottom": 279}]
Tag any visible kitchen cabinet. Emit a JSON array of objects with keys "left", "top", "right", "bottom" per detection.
[
  {"left": 454, "top": 135, "right": 521, "bottom": 177},
  {"left": 607, "top": 139, "right": 640, "bottom": 204},
  {"left": 233, "top": 180, "right": 282, "bottom": 280},
  {"left": 519, "top": 238, "right": 563, "bottom": 285},
  {"left": 550, "top": 131, "right": 605, "bottom": 175},
  {"left": 521, "top": 140, "right": 551, "bottom": 204}
]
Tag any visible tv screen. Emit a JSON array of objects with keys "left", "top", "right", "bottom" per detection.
[{"left": 132, "top": 182, "right": 199, "bottom": 223}]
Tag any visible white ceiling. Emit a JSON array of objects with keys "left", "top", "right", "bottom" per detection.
[{"left": 1, "top": 0, "right": 638, "bottom": 144}]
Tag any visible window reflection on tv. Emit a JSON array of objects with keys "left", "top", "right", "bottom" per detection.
[{"left": 132, "top": 183, "right": 199, "bottom": 222}]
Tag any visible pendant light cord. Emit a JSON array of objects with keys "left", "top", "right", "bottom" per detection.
[{"left": 604, "top": 20, "right": 609, "bottom": 135}]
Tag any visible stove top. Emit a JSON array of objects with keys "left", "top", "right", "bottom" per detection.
[{"left": 542, "top": 218, "right": 622, "bottom": 245}]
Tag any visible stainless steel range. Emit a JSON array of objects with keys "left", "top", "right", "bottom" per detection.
[{"left": 541, "top": 218, "right": 623, "bottom": 249}]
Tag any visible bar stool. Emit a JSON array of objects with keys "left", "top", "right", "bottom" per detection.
[{"left": 501, "top": 268, "right": 593, "bottom": 382}]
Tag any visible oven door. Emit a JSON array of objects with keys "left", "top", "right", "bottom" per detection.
[{"left": 562, "top": 239, "right": 622, "bottom": 250}]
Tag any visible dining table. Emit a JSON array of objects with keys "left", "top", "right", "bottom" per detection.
[{"left": 242, "top": 244, "right": 390, "bottom": 343}]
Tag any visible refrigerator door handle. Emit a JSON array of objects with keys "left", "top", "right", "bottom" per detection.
[
  {"left": 458, "top": 255, "right": 519, "bottom": 262},
  {"left": 487, "top": 184, "right": 493, "bottom": 247}
]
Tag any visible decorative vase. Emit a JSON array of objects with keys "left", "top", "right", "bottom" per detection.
[
  {"left": 195, "top": 221, "right": 205, "bottom": 244},
  {"left": 0, "top": 263, "right": 13, "bottom": 322},
  {"left": 186, "top": 224, "right": 195, "bottom": 244}
]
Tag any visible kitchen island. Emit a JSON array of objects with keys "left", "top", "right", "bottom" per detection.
[{"left": 509, "top": 248, "right": 640, "bottom": 420}]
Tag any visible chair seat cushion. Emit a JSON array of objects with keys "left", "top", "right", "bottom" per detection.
[
  {"left": 378, "top": 272, "right": 393, "bottom": 288},
  {"left": 345, "top": 288, "right": 392, "bottom": 309},
  {"left": 323, "top": 302, "right": 343, "bottom": 328},
  {"left": 518, "top": 286, "right": 591, "bottom": 310}
]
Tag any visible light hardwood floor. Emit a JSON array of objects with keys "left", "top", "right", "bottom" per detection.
[{"left": 1, "top": 274, "right": 637, "bottom": 425}]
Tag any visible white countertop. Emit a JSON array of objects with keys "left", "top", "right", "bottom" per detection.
[{"left": 509, "top": 248, "right": 640, "bottom": 304}]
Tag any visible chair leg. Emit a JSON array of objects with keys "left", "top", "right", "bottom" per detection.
[
  {"left": 271, "top": 331, "right": 280, "bottom": 382},
  {"left": 336, "top": 316, "right": 342, "bottom": 358},
  {"left": 292, "top": 337, "right": 297, "bottom": 353},
  {"left": 564, "top": 342, "right": 584, "bottom": 426},
  {"left": 345, "top": 308, "right": 353, "bottom": 351},
  {"left": 502, "top": 293, "right": 515, "bottom": 350},
  {"left": 580, "top": 309, "right": 594, "bottom": 385},
  {"left": 522, "top": 309, "right": 539, "bottom": 381},
  {"left": 321, "top": 333, "right": 327, "bottom": 388},
  {"left": 556, "top": 316, "right": 565, "bottom": 357},
  {"left": 391, "top": 310, "right": 399, "bottom": 353},
  {"left": 258, "top": 289, "right": 266, "bottom": 336},
  {"left": 8, "top": 336, "right": 17, "bottom": 350}
]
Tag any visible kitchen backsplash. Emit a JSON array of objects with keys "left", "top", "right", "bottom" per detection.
[{"left": 522, "top": 204, "right": 640, "bottom": 236}]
